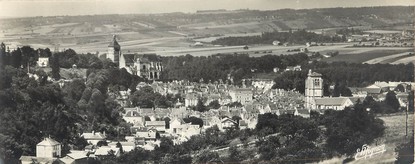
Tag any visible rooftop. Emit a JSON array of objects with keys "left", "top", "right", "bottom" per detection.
[{"left": 37, "top": 137, "right": 60, "bottom": 146}]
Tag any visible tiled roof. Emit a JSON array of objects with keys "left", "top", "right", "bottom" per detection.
[
  {"left": 146, "top": 121, "right": 166, "bottom": 126},
  {"left": 95, "top": 146, "right": 120, "bottom": 156},
  {"left": 81, "top": 132, "right": 106, "bottom": 140},
  {"left": 124, "top": 110, "right": 141, "bottom": 117},
  {"left": 314, "top": 97, "right": 350, "bottom": 106},
  {"left": 136, "top": 131, "right": 157, "bottom": 139}
]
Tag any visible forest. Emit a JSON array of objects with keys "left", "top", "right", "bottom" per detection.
[{"left": 0, "top": 65, "right": 142, "bottom": 163}]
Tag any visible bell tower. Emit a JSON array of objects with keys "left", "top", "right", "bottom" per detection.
[
  {"left": 305, "top": 69, "right": 323, "bottom": 109},
  {"left": 107, "top": 35, "right": 121, "bottom": 64}
]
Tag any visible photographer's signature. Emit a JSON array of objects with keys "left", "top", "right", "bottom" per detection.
[{"left": 354, "top": 144, "right": 386, "bottom": 160}]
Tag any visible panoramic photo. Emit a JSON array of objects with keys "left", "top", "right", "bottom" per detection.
[{"left": 0, "top": 0, "right": 414, "bottom": 163}]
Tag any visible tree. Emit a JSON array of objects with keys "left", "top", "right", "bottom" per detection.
[
  {"left": 384, "top": 91, "right": 400, "bottom": 111},
  {"left": 228, "top": 145, "right": 243, "bottom": 162},
  {"left": 394, "top": 84, "right": 406, "bottom": 92},
  {"left": 157, "top": 137, "right": 174, "bottom": 154},
  {"left": 163, "top": 117, "right": 171, "bottom": 129},
  {"left": 50, "top": 53, "right": 60, "bottom": 80},
  {"left": 228, "top": 101, "right": 243, "bottom": 108},
  {"left": 323, "top": 107, "right": 385, "bottom": 156},
  {"left": 194, "top": 150, "right": 220, "bottom": 163},
  {"left": 183, "top": 117, "right": 203, "bottom": 128},
  {"left": 194, "top": 99, "right": 208, "bottom": 112},
  {"left": 116, "top": 142, "right": 124, "bottom": 154},
  {"left": 73, "top": 136, "right": 88, "bottom": 150},
  {"left": 208, "top": 100, "right": 221, "bottom": 109}
]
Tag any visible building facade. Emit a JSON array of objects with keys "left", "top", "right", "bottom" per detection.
[
  {"left": 36, "top": 137, "right": 62, "bottom": 158},
  {"left": 229, "top": 88, "right": 253, "bottom": 105},
  {"left": 107, "top": 35, "right": 162, "bottom": 80}
]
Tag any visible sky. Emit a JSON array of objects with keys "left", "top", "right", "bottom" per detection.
[{"left": 0, "top": 0, "right": 413, "bottom": 18}]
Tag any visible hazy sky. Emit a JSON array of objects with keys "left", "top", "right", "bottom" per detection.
[{"left": 0, "top": 0, "right": 413, "bottom": 18}]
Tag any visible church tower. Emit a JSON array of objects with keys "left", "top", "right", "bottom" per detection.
[
  {"left": 305, "top": 69, "right": 323, "bottom": 109},
  {"left": 107, "top": 35, "right": 121, "bottom": 64}
]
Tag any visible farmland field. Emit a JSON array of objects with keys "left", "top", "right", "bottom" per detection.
[{"left": 321, "top": 48, "right": 414, "bottom": 64}]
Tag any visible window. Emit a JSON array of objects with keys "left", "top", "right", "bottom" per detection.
[{"left": 314, "top": 79, "right": 320, "bottom": 86}]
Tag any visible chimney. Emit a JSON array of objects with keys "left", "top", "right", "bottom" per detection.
[{"left": 92, "top": 131, "right": 95, "bottom": 135}]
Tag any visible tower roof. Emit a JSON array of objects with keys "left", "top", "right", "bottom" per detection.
[{"left": 108, "top": 35, "right": 120, "bottom": 51}]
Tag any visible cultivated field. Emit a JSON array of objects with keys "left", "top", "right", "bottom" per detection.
[{"left": 321, "top": 48, "right": 414, "bottom": 64}]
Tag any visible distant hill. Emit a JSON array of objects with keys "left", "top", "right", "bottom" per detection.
[{"left": 0, "top": 6, "right": 413, "bottom": 33}]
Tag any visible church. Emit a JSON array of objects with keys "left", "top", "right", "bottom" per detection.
[
  {"left": 305, "top": 69, "right": 354, "bottom": 111},
  {"left": 107, "top": 35, "right": 163, "bottom": 80}
]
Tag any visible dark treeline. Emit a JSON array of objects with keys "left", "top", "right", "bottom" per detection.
[
  {"left": 211, "top": 30, "right": 344, "bottom": 46},
  {"left": 161, "top": 53, "right": 309, "bottom": 84},
  {"left": 336, "top": 28, "right": 364, "bottom": 36},
  {"left": 161, "top": 53, "right": 413, "bottom": 90},
  {"left": 0, "top": 45, "right": 51, "bottom": 68},
  {"left": 0, "top": 46, "right": 115, "bottom": 70},
  {"left": 273, "top": 62, "right": 414, "bottom": 93}
]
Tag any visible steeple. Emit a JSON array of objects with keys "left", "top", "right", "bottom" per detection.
[
  {"left": 108, "top": 35, "right": 120, "bottom": 51},
  {"left": 305, "top": 70, "right": 323, "bottom": 110},
  {"left": 107, "top": 35, "right": 121, "bottom": 63}
]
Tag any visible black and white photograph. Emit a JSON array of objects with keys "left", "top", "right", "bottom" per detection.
[{"left": 0, "top": 0, "right": 414, "bottom": 163}]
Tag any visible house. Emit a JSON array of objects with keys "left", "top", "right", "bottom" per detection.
[
  {"left": 194, "top": 42, "right": 204, "bottom": 46},
  {"left": 20, "top": 156, "right": 57, "bottom": 164},
  {"left": 37, "top": 57, "right": 49, "bottom": 67},
  {"left": 273, "top": 67, "right": 280, "bottom": 72},
  {"left": 229, "top": 88, "right": 253, "bottom": 105},
  {"left": 203, "top": 116, "right": 221, "bottom": 129},
  {"left": 366, "top": 82, "right": 390, "bottom": 91},
  {"left": 185, "top": 92, "right": 199, "bottom": 107},
  {"left": 220, "top": 117, "right": 238, "bottom": 130},
  {"left": 120, "top": 54, "right": 163, "bottom": 80},
  {"left": 312, "top": 97, "right": 354, "bottom": 111},
  {"left": 123, "top": 110, "right": 144, "bottom": 125},
  {"left": 95, "top": 146, "right": 120, "bottom": 157},
  {"left": 294, "top": 109, "right": 310, "bottom": 118},
  {"left": 145, "top": 121, "right": 166, "bottom": 132},
  {"left": 250, "top": 79, "right": 275, "bottom": 90},
  {"left": 81, "top": 131, "right": 106, "bottom": 145},
  {"left": 170, "top": 118, "right": 201, "bottom": 138},
  {"left": 239, "top": 120, "right": 248, "bottom": 129},
  {"left": 272, "top": 40, "right": 282, "bottom": 45},
  {"left": 285, "top": 65, "right": 302, "bottom": 72},
  {"left": 306, "top": 42, "right": 317, "bottom": 47},
  {"left": 135, "top": 129, "right": 157, "bottom": 143},
  {"left": 349, "top": 87, "right": 382, "bottom": 98},
  {"left": 57, "top": 150, "right": 89, "bottom": 164},
  {"left": 36, "top": 137, "right": 62, "bottom": 158},
  {"left": 20, "top": 137, "right": 61, "bottom": 164},
  {"left": 108, "top": 141, "right": 136, "bottom": 153}
]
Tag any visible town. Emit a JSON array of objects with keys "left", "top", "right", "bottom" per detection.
[{"left": 0, "top": 3, "right": 414, "bottom": 164}]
